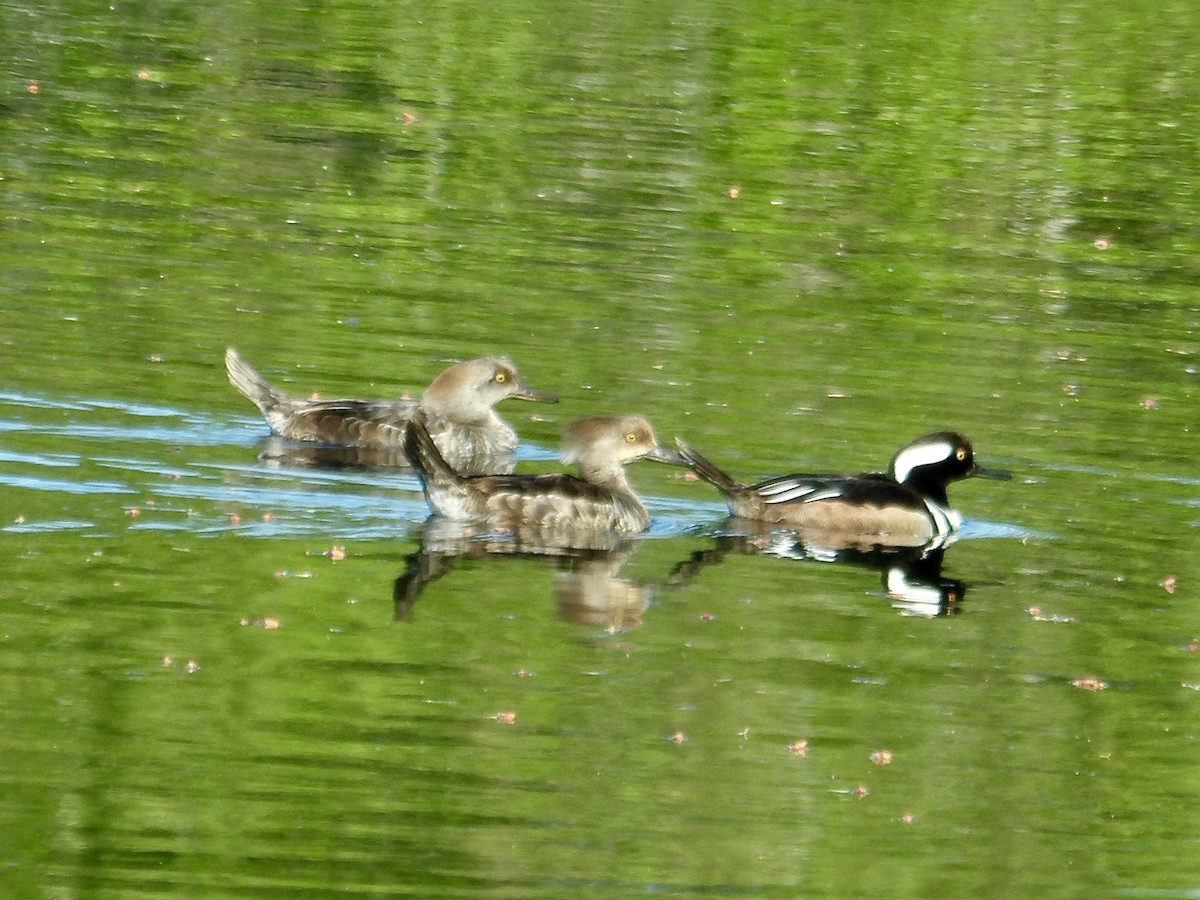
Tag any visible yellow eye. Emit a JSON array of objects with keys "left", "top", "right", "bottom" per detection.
[
  {"left": 493, "top": 371, "right": 507, "bottom": 384},
  {"left": 625, "top": 432, "right": 638, "bottom": 443},
  {"left": 956, "top": 448, "right": 968, "bottom": 461}
]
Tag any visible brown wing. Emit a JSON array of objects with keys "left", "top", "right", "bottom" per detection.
[
  {"left": 470, "top": 473, "right": 649, "bottom": 535},
  {"left": 284, "top": 400, "right": 417, "bottom": 446}
]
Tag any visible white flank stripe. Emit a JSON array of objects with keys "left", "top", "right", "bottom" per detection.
[
  {"left": 765, "top": 485, "right": 843, "bottom": 505},
  {"left": 756, "top": 479, "right": 812, "bottom": 497}
]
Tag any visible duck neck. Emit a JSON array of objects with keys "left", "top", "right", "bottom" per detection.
[
  {"left": 580, "top": 461, "right": 634, "bottom": 494},
  {"left": 902, "top": 472, "right": 950, "bottom": 508},
  {"left": 423, "top": 399, "right": 497, "bottom": 429}
]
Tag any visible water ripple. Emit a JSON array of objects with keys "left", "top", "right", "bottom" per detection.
[
  {"left": 0, "top": 472, "right": 132, "bottom": 496},
  {"left": 1, "top": 392, "right": 1038, "bottom": 543}
]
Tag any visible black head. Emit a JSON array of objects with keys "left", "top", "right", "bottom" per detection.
[{"left": 889, "top": 432, "right": 1010, "bottom": 500}]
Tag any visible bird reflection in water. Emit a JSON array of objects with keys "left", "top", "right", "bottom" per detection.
[
  {"left": 393, "top": 519, "right": 654, "bottom": 631},
  {"left": 669, "top": 520, "right": 967, "bottom": 617},
  {"left": 257, "top": 435, "right": 416, "bottom": 471}
]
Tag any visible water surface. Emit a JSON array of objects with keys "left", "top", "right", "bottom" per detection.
[{"left": 1, "top": 0, "right": 1198, "bottom": 897}]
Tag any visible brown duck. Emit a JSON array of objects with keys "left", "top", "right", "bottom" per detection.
[
  {"left": 225, "top": 348, "right": 556, "bottom": 474},
  {"left": 404, "top": 412, "right": 687, "bottom": 543}
]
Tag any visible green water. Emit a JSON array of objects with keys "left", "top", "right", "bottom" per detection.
[{"left": 2, "top": 0, "right": 1198, "bottom": 897}]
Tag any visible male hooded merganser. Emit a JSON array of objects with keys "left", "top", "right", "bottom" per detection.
[
  {"left": 225, "top": 348, "right": 556, "bottom": 474},
  {"left": 676, "top": 431, "right": 1010, "bottom": 548},
  {"left": 403, "top": 412, "right": 687, "bottom": 541}
]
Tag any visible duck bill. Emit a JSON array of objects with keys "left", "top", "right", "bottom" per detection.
[
  {"left": 971, "top": 464, "right": 1012, "bottom": 481},
  {"left": 511, "top": 385, "right": 559, "bottom": 404},
  {"left": 644, "top": 445, "right": 692, "bottom": 467}
]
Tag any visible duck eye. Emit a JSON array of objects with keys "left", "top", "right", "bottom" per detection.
[
  {"left": 493, "top": 371, "right": 507, "bottom": 384},
  {"left": 956, "top": 448, "right": 968, "bottom": 461},
  {"left": 625, "top": 432, "right": 638, "bottom": 443}
]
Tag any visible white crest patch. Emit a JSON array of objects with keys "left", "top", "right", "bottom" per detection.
[{"left": 892, "top": 441, "right": 955, "bottom": 484}]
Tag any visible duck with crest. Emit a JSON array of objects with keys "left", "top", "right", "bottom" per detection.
[
  {"left": 404, "top": 412, "right": 687, "bottom": 545},
  {"left": 225, "top": 348, "right": 556, "bottom": 474},
  {"left": 675, "top": 431, "right": 1010, "bottom": 548}
]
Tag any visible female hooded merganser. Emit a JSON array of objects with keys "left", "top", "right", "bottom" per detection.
[
  {"left": 403, "top": 412, "right": 687, "bottom": 541},
  {"left": 676, "top": 432, "right": 1010, "bottom": 548},
  {"left": 225, "top": 348, "right": 557, "bottom": 474}
]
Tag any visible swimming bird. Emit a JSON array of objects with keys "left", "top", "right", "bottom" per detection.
[
  {"left": 225, "top": 348, "right": 556, "bottom": 474},
  {"left": 676, "top": 431, "right": 1010, "bottom": 548},
  {"left": 403, "top": 412, "right": 687, "bottom": 544}
]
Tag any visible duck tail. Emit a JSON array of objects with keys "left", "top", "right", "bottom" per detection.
[
  {"left": 404, "top": 413, "right": 464, "bottom": 490},
  {"left": 225, "top": 347, "right": 289, "bottom": 415},
  {"left": 675, "top": 438, "right": 742, "bottom": 494}
]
